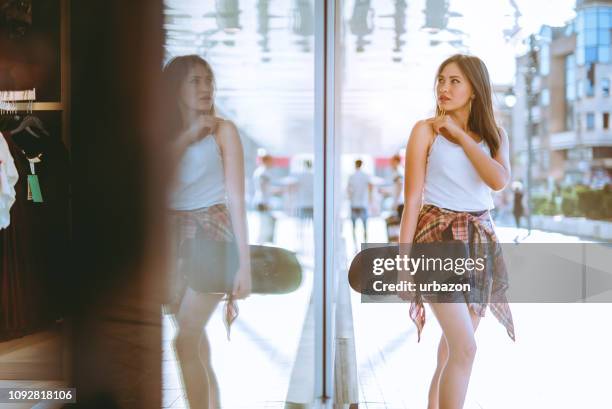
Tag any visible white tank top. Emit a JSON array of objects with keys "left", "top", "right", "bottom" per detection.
[
  {"left": 423, "top": 134, "right": 494, "bottom": 211},
  {"left": 170, "top": 134, "right": 226, "bottom": 211}
]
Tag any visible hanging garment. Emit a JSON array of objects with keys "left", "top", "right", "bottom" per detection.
[
  {"left": 0, "top": 129, "right": 70, "bottom": 342},
  {"left": 0, "top": 132, "right": 18, "bottom": 229}
]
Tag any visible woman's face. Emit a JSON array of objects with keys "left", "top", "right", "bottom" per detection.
[
  {"left": 436, "top": 62, "right": 473, "bottom": 113},
  {"left": 178, "top": 63, "right": 214, "bottom": 113}
]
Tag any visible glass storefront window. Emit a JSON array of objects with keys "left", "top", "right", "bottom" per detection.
[
  {"left": 162, "top": 1, "right": 318, "bottom": 407},
  {"left": 154, "top": 2, "right": 612, "bottom": 408}
]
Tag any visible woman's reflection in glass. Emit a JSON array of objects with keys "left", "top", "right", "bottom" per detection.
[{"left": 164, "top": 55, "right": 251, "bottom": 409}]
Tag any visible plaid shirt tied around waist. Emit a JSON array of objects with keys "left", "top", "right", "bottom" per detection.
[
  {"left": 409, "top": 204, "right": 516, "bottom": 343},
  {"left": 172, "top": 203, "right": 239, "bottom": 340}
]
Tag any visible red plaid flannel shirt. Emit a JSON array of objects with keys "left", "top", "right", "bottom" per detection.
[
  {"left": 172, "top": 204, "right": 239, "bottom": 340},
  {"left": 409, "top": 204, "right": 516, "bottom": 342}
]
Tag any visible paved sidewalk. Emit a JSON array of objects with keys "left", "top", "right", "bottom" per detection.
[{"left": 347, "top": 217, "right": 612, "bottom": 408}]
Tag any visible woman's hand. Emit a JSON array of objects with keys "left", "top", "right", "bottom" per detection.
[
  {"left": 397, "top": 244, "right": 414, "bottom": 301},
  {"left": 429, "top": 115, "right": 464, "bottom": 144},
  {"left": 183, "top": 115, "right": 223, "bottom": 145},
  {"left": 232, "top": 262, "right": 252, "bottom": 299}
]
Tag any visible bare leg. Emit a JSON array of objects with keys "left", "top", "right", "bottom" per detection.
[
  {"left": 427, "top": 308, "right": 481, "bottom": 409},
  {"left": 427, "top": 303, "right": 482, "bottom": 409},
  {"left": 427, "top": 334, "right": 448, "bottom": 409},
  {"left": 198, "top": 327, "right": 221, "bottom": 409},
  {"left": 173, "top": 288, "right": 223, "bottom": 409}
]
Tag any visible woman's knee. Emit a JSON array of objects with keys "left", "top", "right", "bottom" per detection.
[
  {"left": 448, "top": 338, "right": 477, "bottom": 365},
  {"left": 436, "top": 337, "right": 449, "bottom": 368},
  {"left": 198, "top": 333, "right": 212, "bottom": 363},
  {"left": 174, "top": 329, "right": 200, "bottom": 357}
]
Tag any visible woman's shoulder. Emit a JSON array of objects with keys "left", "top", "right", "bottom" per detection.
[
  {"left": 410, "top": 118, "right": 436, "bottom": 142},
  {"left": 214, "top": 118, "right": 239, "bottom": 140},
  {"left": 416, "top": 117, "right": 436, "bottom": 127},
  {"left": 213, "top": 118, "right": 241, "bottom": 153},
  {"left": 215, "top": 117, "right": 237, "bottom": 132}
]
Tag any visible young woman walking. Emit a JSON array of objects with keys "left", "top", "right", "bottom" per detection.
[{"left": 399, "top": 54, "right": 515, "bottom": 409}]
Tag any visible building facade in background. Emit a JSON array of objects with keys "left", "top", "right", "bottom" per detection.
[{"left": 513, "top": 0, "right": 612, "bottom": 193}]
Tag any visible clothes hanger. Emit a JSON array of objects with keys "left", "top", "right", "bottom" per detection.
[
  {"left": 0, "top": 88, "right": 38, "bottom": 131},
  {"left": 11, "top": 115, "right": 49, "bottom": 138},
  {"left": 25, "top": 125, "right": 43, "bottom": 138}
]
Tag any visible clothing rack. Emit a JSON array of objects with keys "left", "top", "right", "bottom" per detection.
[
  {"left": 0, "top": 89, "right": 36, "bottom": 114},
  {"left": 0, "top": 89, "right": 36, "bottom": 102}
]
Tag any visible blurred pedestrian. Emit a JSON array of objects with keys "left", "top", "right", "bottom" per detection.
[
  {"left": 512, "top": 181, "right": 524, "bottom": 229},
  {"left": 347, "top": 159, "right": 373, "bottom": 244},
  {"left": 253, "top": 153, "right": 277, "bottom": 243}
]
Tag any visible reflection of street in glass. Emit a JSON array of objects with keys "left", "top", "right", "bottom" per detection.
[
  {"left": 347, "top": 159, "right": 374, "bottom": 246},
  {"left": 159, "top": 0, "right": 612, "bottom": 407},
  {"left": 288, "top": 159, "right": 314, "bottom": 255},
  {"left": 252, "top": 153, "right": 278, "bottom": 244}
]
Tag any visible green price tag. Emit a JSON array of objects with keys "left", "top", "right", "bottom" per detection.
[{"left": 27, "top": 174, "right": 44, "bottom": 203}]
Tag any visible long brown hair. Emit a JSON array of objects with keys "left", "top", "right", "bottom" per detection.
[
  {"left": 434, "top": 54, "right": 501, "bottom": 156},
  {"left": 162, "top": 55, "right": 217, "bottom": 138}
]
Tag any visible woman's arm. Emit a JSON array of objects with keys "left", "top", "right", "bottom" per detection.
[
  {"left": 399, "top": 120, "right": 433, "bottom": 244},
  {"left": 431, "top": 116, "right": 511, "bottom": 191},
  {"left": 457, "top": 127, "right": 511, "bottom": 191},
  {"left": 216, "top": 120, "right": 251, "bottom": 296},
  {"left": 170, "top": 116, "right": 222, "bottom": 165}
]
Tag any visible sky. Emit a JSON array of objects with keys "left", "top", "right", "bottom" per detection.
[{"left": 457, "top": 0, "right": 577, "bottom": 84}]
